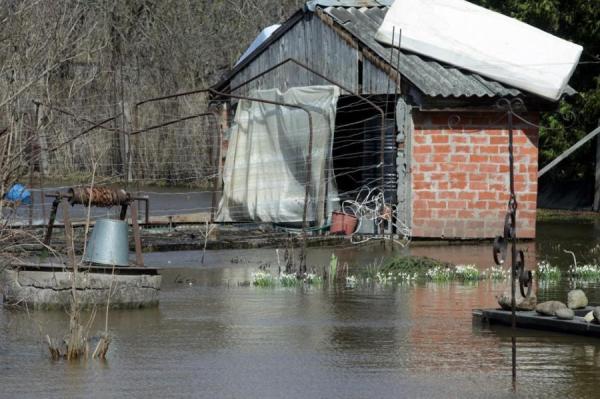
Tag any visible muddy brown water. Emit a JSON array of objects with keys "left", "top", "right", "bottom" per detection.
[{"left": 2, "top": 219, "right": 600, "bottom": 398}]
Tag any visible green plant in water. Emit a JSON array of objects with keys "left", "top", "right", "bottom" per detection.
[
  {"left": 374, "top": 271, "right": 417, "bottom": 284},
  {"left": 570, "top": 264, "right": 600, "bottom": 281},
  {"left": 426, "top": 266, "right": 453, "bottom": 282},
  {"left": 535, "top": 260, "right": 561, "bottom": 280},
  {"left": 304, "top": 273, "right": 323, "bottom": 285},
  {"left": 252, "top": 271, "right": 323, "bottom": 287},
  {"left": 345, "top": 275, "right": 357, "bottom": 288},
  {"left": 279, "top": 273, "right": 301, "bottom": 287},
  {"left": 329, "top": 254, "right": 338, "bottom": 283},
  {"left": 381, "top": 256, "right": 451, "bottom": 276},
  {"left": 482, "top": 265, "right": 509, "bottom": 281},
  {"left": 454, "top": 265, "right": 480, "bottom": 281},
  {"left": 362, "top": 259, "right": 383, "bottom": 281},
  {"left": 252, "top": 271, "right": 275, "bottom": 287}
]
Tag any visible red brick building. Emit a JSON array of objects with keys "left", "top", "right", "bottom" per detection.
[
  {"left": 411, "top": 112, "right": 539, "bottom": 239},
  {"left": 214, "top": 1, "right": 570, "bottom": 239}
]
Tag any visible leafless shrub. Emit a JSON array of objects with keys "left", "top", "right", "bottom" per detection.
[{"left": 1, "top": 0, "right": 305, "bottom": 184}]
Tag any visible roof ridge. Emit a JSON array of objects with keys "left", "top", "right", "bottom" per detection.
[{"left": 306, "top": 1, "right": 393, "bottom": 12}]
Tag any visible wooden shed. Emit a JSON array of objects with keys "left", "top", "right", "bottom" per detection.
[{"left": 214, "top": 0, "right": 569, "bottom": 239}]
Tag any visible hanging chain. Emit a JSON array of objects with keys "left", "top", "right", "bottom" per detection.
[{"left": 492, "top": 98, "right": 533, "bottom": 298}]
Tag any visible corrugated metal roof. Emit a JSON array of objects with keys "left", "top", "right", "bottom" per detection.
[
  {"left": 323, "top": 5, "right": 523, "bottom": 98},
  {"left": 306, "top": 0, "right": 393, "bottom": 10},
  {"left": 216, "top": 1, "right": 573, "bottom": 99}
]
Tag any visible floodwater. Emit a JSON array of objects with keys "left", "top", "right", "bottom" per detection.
[{"left": 2, "top": 219, "right": 600, "bottom": 398}]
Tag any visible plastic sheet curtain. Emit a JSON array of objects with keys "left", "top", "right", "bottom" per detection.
[{"left": 216, "top": 86, "right": 340, "bottom": 224}]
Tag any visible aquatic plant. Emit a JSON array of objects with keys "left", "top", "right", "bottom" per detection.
[
  {"left": 569, "top": 264, "right": 600, "bottom": 281},
  {"left": 328, "top": 254, "right": 338, "bottom": 284},
  {"left": 304, "top": 273, "right": 323, "bottom": 285},
  {"left": 252, "top": 271, "right": 323, "bottom": 287},
  {"left": 362, "top": 258, "right": 384, "bottom": 281},
  {"left": 361, "top": 257, "right": 486, "bottom": 284},
  {"left": 373, "top": 271, "right": 417, "bottom": 284},
  {"left": 482, "top": 265, "right": 509, "bottom": 281},
  {"left": 345, "top": 275, "right": 357, "bottom": 288},
  {"left": 535, "top": 260, "right": 562, "bottom": 280},
  {"left": 381, "top": 256, "right": 451, "bottom": 275},
  {"left": 279, "top": 273, "right": 300, "bottom": 287},
  {"left": 252, "top": 271, "right": 275, "bottom": 287},
  {"left": 425, "top": 266, "right": 453, "bottom": 282},
  {"left": 454, "top": 265, "right": 480, "bottom": 281}
]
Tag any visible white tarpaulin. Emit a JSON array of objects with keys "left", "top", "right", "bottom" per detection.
[
  {"left": 216, "top": 86, "right": 340, "bottom": 223},
  {"left": 375, "top": 0, "right": 582, "bottom": 101}
]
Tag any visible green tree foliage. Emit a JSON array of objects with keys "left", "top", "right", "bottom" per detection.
[{"left": 473, "top": 0, "right": 600, "bottom": 181}]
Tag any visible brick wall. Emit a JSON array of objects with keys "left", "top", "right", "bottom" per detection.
[{"left": 411, "top": 111, "right": 539, "bottom": 239}]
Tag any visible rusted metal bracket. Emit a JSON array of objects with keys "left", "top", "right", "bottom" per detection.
[{"left": 43, "top": 186, "right": 148, "bottom": 267}]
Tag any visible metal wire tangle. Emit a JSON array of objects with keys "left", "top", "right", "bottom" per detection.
[{"left": 342, "top": 186, "right": 411, "bottom": 246}]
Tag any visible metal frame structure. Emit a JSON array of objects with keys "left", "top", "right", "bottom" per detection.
[{"left": 43, "top": 186, "right": 149, "bottom": 267}]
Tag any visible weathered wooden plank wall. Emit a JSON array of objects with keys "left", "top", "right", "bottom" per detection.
[
  {"left": 231, "top": 13, "right": 394, "bottom": 97},
  {"left": 362, "top": 58, "right": 395, "bottom": 95},
  {"left": 231, "top": 14, "right": 357, "bottom": 95}
]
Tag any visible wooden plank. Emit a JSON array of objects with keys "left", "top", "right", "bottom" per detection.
[
  {"left": 538, "top": 126, "right": 600, "bottom": 178},
  {"left": 474, "top": 308, "right": 600, "bottom": 337}
]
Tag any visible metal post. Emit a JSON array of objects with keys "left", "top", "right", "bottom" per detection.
[
  {"left": 131, "top": 202, "right": 144, "bottom": 267},
  {"left": 210, "top": 106, "right": 224, "bottom": 223},
  {"left": 492, "top": 98, "right": 533, "bottom": 391},
  {"left": 43, "top": 196, "right": 60, "bottom": 246},
  {"left": 508, "top": 109, "right": 517, "bottom": 385},
  {"left": 61, "top": 199, "right": 76, "bottom": 270},
  {"left": 119, "top": 204, "right": 128, "bottom": 221}
]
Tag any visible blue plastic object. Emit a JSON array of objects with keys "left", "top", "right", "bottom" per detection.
[{"left": 4, "top": 183, "right": 31, "bottom": 205}]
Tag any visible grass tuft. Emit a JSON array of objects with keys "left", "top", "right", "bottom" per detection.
[
  {"left": 251, "top": 271, "right": 275, "bottom": 287},
  {"left": 454, "top": 265, "right": 480, "bottom": 281},
  {"left": 569, "top": 264, "right": 600, "bottom": 281},
  {"left": 535, "top": 260, "right": 562, "bottom": 280}
]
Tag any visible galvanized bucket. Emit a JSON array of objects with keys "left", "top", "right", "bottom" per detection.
[{"left": 83, "top": 219, "right": 130, "bottom": 266}]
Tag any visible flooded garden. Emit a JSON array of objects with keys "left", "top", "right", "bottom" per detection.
[{"left": 2, "top": 218, "right": 600, "bottom": 398}]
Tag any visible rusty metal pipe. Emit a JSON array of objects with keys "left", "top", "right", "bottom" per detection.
[
  {"left": 68, "top": 186, "right": 131, "bottom": 207},
  {"left": 32, "top": 100, "right": 124, "bottom": 135},
  {"left": 136, "top": 88, "right": 210, "bottom": 108},
  {"left": 48, "top": 116, "right": 117, "bottom": 153},
  {"left": 129, "top": 112, "right": 217, "bottom": 136}
]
